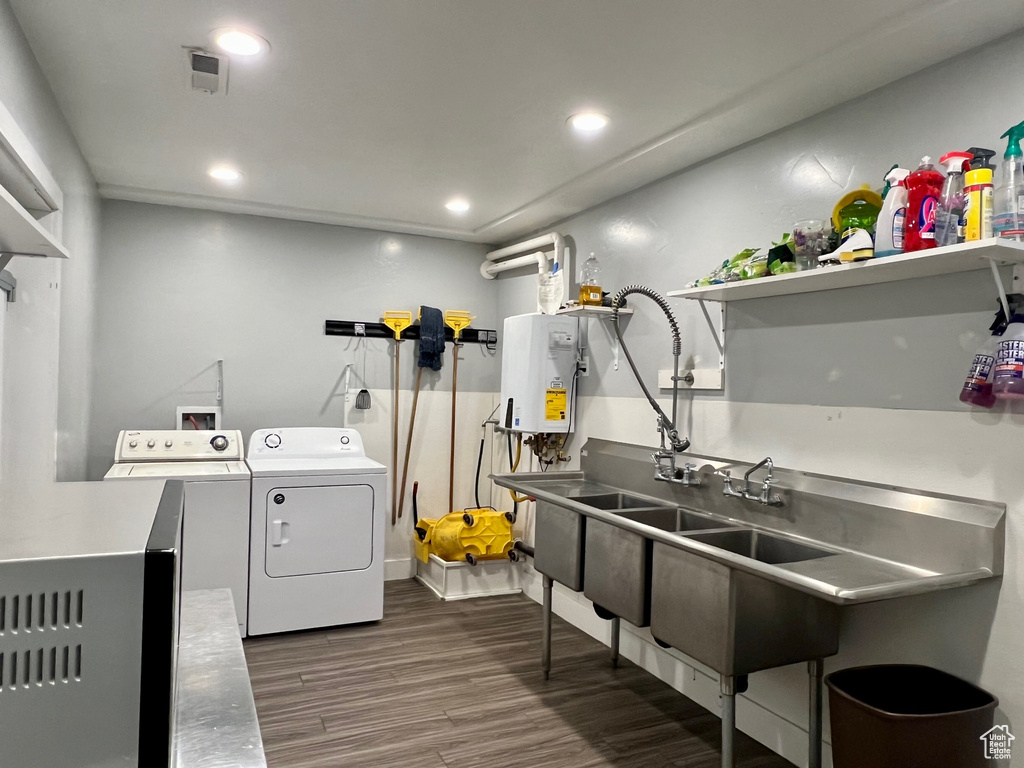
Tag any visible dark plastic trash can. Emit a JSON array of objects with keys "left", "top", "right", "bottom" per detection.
[{"left": 826, "top": 665, "right": 998, "bottom": 768}]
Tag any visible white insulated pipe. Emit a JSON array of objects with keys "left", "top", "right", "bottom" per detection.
[
  {"left": 480, "top": 231, "right": 565, "bottom": 280},
  {"left": 480, "top": 251, "right": 550, "bottom": 279}
]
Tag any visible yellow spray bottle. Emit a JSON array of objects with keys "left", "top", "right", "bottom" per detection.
[{"left": 964, "top": 147, "right": 996, "bottom": 241}]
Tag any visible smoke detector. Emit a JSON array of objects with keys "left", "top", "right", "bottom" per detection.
[{"left": 185, "top": 48, "right": 228, "bottom": 96}]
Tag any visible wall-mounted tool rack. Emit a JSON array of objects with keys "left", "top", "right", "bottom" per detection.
[{"left": 325, "top": 320, "right": 498, "bottom": 349}]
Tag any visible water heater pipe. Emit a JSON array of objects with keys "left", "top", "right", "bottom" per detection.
[
  {"left": 480, "top": 251, "right": 550, "bottom": 279},
  {"left": 480, "top": 231, "right": 565, "bottom": 280}
]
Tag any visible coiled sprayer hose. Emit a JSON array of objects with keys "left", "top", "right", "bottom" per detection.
[{"left": 611, "top": 285, "right": 690, "bottom": 452}]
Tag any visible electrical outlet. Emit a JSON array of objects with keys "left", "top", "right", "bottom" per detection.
[{"left": 577, "top": 356, "right": 589, "bottom": 377}]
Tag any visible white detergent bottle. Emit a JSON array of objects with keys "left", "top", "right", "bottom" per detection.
[{"left": 875, "top": 168, "right": 909, "bottom": 257}]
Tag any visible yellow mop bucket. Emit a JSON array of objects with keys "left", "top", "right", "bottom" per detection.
[
  {"left": 414, "top": 497, "right": 515, "bottom": 565},
  {"left": 430, "top": 509, "right": 515, "bottom": 565}
]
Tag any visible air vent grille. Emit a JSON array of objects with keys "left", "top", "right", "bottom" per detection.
[
  {"left": 186, "top": 48, "right": 228, "bottom": 96},
  {"left": 0, "top": 644, "right": 81, "bottom": 691},
  {"left": 190, "top": 52, "right": 219, "bottom": 76},
  {"left": 0, "top": 590, "right": 83, "bottom": 635}
]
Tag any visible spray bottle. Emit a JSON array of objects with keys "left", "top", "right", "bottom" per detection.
[
  {"left": 994, "top": 119, "right": 1024, "bottom": 236},
  {"left": 875, "top": 168, "right": 909, "bottom": 257},
  {"left": 964, "top": 148, "right": 996, "bottom": 241},
  {"left": 959, "top": 305, "right": 1007, "bottom": 409},
  {"left": 904, "top": 157, "right": 944, "bottom": 251},
  {"left": 934, "top": 151, "right": 973, "bottom": 247},
  {"left": 994, "top": 310, "right": 1024, "bottom": 400}
]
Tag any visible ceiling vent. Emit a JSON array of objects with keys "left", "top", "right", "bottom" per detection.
[{"left": 185, "top": 49, "right": 228, "bottom": 96}]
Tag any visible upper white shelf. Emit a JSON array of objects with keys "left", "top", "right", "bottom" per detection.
[
  {"left": 667, "top": 239, "right": 1024, "bottom": 302},
  {"left": 0, "top": 182, "right": 69, "bottom": 260},
  {"left": 556, "top": 305, "right": 634, "bottom": 317}
]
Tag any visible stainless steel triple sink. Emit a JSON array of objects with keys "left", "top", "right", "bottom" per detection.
[{"left": 493, "top": 438, "right": 1006, "bottom": 768}]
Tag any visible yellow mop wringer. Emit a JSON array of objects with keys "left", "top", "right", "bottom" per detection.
[{"left": 412, "top": 310, "right": 516, "bottom": 566}]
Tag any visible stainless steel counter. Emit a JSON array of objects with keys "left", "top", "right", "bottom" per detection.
[
  {"left": 174, "top": 589, "right": 266, "bottom": 768},
  {"left": 492, "top": 439, "right": 1005, "bottom": 605}
]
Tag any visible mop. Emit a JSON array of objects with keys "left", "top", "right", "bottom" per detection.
[
  {"left": 383, "top": 311, "right": 412, "bottom": 526},
  {"left": 397, "top": 306, "right": 445, "bottom": 522}
]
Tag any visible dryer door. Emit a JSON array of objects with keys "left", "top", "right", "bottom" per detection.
[{"left": 264, "top": 484, "right": 374, "bottom": 577}]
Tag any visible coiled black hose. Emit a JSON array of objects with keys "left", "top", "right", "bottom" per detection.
[
  {"left": 612, "top": 284, "right": 681, "bottom": 356},
  {"left": 611, "top": 285, "right": 683, "bottom": 434}
]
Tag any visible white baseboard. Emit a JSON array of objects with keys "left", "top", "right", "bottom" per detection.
[
  {"left": 384, "top": 557, "right": 416, "bottom": 581},
  {"left": 519, "top": 565, "right": 833, "bottom": 768}
]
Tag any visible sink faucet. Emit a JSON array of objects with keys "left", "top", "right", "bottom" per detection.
[
  {"left": 720, "top": 457, "right": 783, "bottom": 506},
  {"left": 610, "top": 284, "right": 692, "bottom": 485}
]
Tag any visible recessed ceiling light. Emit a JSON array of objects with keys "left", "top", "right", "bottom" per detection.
[
  {"left": 445, "top": 199, "right": 470, "bottom": 213},
  {"left": 213, "top": 29, "right": 269, "bottom": 56},
  {"left": 570, "top": 112, "right": 609, "bottom": 132},
  {"left": 208, "top": 165, "right": 242, "bottom": 182}
]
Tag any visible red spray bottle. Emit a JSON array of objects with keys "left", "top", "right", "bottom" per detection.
[{"left": 905, "top": 156, "right": 945, "bottom": 252}]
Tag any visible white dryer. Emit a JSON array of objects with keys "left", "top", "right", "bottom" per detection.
[
  {"left": 104, "top": 429, "right": 251, "bottom": 635},
  {"left": 246, "top": 427, "right": 386, "bottom": 636}
]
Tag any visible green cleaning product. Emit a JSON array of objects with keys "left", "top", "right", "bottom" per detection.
[
  {"left": 994, "top": 119, "right": 1024, "bottom": 236},
  {"left": 834, "top": 187, "right": 882, "bottom": 263}
]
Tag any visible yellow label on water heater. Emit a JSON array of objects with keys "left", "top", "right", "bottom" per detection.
[{"left": 545, "top": 388, "right": 567, "bottom": 421}]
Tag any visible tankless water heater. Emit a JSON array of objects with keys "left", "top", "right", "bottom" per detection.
[{"left": 500, "top": 313, "right": 579, "bottom": 434}]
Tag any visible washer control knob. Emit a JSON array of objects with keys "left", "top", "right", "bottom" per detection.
[
  {"left": 264, "top": 433, "right": 282, "bottom": 449},
  {"left": 165, "top": 440, "right": 173, "bottom": 448},
  {"left": 128, "top": 440, "right": 138, "bottom": 449},
  {"left": 340, "top": 435, "right": 350, "bottom": 445},
  {"left": 146, "top": 440, "right": 156, "bottom": 449},
  {"left": 210, "top": 435, "right": 229, "bottom": 452}
]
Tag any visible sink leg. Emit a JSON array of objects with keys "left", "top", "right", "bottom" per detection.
[
  {"left": 541, "top": 575, "right": 552, "bottom": 680},
  {"left": 808, "top": 659, "right": 824, "bottom": 768},
  {"left": 610, "top": 616, "right": 620, "bottom": 668},
  {"left": 720, "top": 675, "right": 737, "bottom": 768}
]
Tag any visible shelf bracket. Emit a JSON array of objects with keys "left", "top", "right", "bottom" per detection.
[
  {"left": 987, "top": 259, "right": 1024, "bottom": 316},
  {"left": 658, "top": 299, "right": 725, "bottom": 391},
  {"left": 0, "top": 269, "right": 15, "bottom": 302}
]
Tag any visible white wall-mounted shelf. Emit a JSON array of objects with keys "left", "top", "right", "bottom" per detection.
[
  {"left": 667, "top": 239, "right": 1024, "bottom": 303},
  {"left": 0, "top": 183, "right": 69, "bottom": 268},
  {"left": 556, "top": 305, "right": 633, "bottom": 318},
  {"left": 0, "top": 96, "right": 69, "bottom": 273}
]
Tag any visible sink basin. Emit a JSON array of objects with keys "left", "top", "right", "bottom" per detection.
[
  {"left": 650, "top": 535, "right": 840, "bottom": 676},
  {"left": 584, "top": 508, "right": 735, "bottom": 626},
  {"left": 534, "top": 492, "right": 676, "bottom": 594},
  {"left": 569, "top": 492, "right": 664, "bottom": 510},
  {"left": 685, "top": 529, "right": 836, "bottom": 564}
]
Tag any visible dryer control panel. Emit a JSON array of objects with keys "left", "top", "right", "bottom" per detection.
[
  {"left": 247, "top": 427, "right": 367, "bottom": 459},
  {"left": 113, "top": 429, "right": 244, "bottom": 462}
]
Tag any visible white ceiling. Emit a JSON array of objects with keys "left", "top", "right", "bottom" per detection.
[{"left": 11, "top": 0, "right": 1024, "bottom": 244}]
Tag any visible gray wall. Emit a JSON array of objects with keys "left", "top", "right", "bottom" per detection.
[
  {"left": 0, "top": 0, "right": 99, "bottom": 482},
  {"left": 89, "top": 200, "right": 497, "bottom": 479},
  {"left": 498, "top": 30, "right": 1024, "bottom": 412}
]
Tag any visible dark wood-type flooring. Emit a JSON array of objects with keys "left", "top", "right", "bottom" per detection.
[{"left": 244, "top": 579, "right": 793, "bottom": 768}]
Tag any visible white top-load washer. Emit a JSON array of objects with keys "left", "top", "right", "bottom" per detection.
[
  {"left": 246, "top": 427, "right": 386, "bottom": 636},
  {"left": 104, "top": 429, "right": 251, "bottom": 635}
]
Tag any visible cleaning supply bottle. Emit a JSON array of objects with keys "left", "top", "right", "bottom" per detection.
[
  {"left": 959, "top": 306, "right": 1007, "bottom": 409},
  {"left": 935, "top": 151, "right": 973, "bottom": 247},
  {"left": 964, "top": 148, "right": 996, "bottom": 242},
  {"left": 875, "top": 168, "right": 908, "bottom": 257},
  {"left": 993, "top": 311, "right": 1024, "bottom": 400},
  {"left": 578, "top": 252, "right": 603, "bottom": 306},
  {"left": 832, "top": 186, "right": 882, "bottom": 263},
  {"left": 993, "top": 120, "right": 1024, "bottom": 236},
  {"left": 904, "top": 157, "right": 944, "bottom": 252}
]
